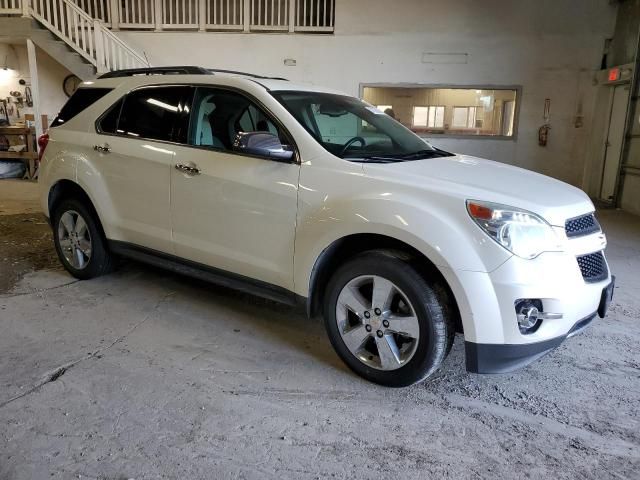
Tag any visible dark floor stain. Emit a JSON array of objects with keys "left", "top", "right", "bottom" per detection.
[{"left": 0, "top": 213, "right": 59, "bottom": 293}]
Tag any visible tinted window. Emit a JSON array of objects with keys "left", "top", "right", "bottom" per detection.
[
  {"left": 51, "top": 88, "right": 112, "bottom": 128},
  {"left": 98, "top": 98, "right": 123, "bottom": 134},
  {"left": 117, "top": 86, "right": 192, "bottom": 143},
  {"left": 272, "top": 91, "right": 452, "bottom": 161},
  {"left": 190, "top": 87, "right": 288, "bottom": 151}
]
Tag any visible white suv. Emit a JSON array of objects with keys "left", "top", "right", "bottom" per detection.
[{"left": 39, "top": 66, "right": 615, "bottom": 387}]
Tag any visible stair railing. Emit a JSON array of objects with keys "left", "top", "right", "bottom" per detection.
[{"left": 28, "top": 0, "right": 148, "bottom": 73}]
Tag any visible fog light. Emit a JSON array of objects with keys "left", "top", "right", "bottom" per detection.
[
  {"left": 514, "top": 299, "right": 564, "bottom": 335},
  {"left": 518, "top": 306, "right": 539, "bottom": 329},
  {"left": 515, "top": 299, "right": 543, "bottom": 334}
]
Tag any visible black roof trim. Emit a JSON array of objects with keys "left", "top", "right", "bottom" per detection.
[
  {"left": 98, "top": 66, "right": 210, "bottom": 78},
  {"left": 98, "top": 66, "right": 288, "bottom": 81},
  {"left": 207, "top": 68, "right": 288, "bottom": 81}
]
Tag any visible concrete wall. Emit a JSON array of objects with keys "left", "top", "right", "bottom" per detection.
[
  {"left": 0, "top": 43, "right": 71, "bottom": 125},
  {"left": 117, "top": 0, "right": 617, "bottom": 187},
  {"left": 613, "top": 0, "right": 640, "bottom": 216}
]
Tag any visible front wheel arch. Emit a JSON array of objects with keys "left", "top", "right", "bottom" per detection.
[{"left": 307, "top": 233, "right": 462, "bottom": 334}]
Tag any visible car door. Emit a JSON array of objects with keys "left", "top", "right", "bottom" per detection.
[
  {"left": 170, "top": 86, "right": 300, "bottom": 290},
  {"left": 94, "top": 85, "right": 192, "bottom": 253}
]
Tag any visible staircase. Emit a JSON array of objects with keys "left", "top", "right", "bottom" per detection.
[{"left": 0, "top": 0, "right": 148, "bottom": 80}]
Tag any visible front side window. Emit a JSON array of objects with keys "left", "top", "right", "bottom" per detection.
[
  {"left": 117, "top": 86, "right": 192, "bottom": 143},
  {"left": 272, "top": 90, "right": 452, "bottom": 161},
  {"left": 362, "top": 86, "right": 519, "bottom": 138},
  {"left": 189, "top": 87, "right": 287, "bottom": 152}
]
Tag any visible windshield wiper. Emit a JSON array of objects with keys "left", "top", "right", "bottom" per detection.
[
  {"left": 352, "top": 156, "right": 406, "bottom": 163},
  {"left": 396, "top": 149, "right": 452, "bottom": 159}
]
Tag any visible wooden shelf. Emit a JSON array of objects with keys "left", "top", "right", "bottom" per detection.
[
  {"left": 0, "top": 151, "right": 37, "bottom": 159},
  {"left": 0, "top": 126, "right": 38, "bottom": 178}
]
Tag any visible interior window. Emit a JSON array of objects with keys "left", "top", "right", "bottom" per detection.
[
  {"left": 189, "top": 87, "right": 285, "bottom": 152},
  {"left": 362, "top": 86, "right": 518, "bottom": 137},
  {"left": 117, "top": 86, "right": 192, "bottom": 143}
]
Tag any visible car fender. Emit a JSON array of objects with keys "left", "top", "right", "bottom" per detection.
[{"left": 293, "top": 190, "right": 512, "bottom": 340}]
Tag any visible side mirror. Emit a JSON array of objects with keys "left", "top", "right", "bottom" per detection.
[{"left": 233, "top": 132, "right": 295, "bottom": 162}]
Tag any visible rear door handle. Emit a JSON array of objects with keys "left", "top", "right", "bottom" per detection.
[
  {"left": 175, "top": 163, "right": 201, "bottom": 175},
  {"left": 93, "top": 143, "right": 111, "bottom": 153}
]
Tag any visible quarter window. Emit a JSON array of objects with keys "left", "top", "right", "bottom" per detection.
[
  {"left": 98, "top": 98, "right": 123, "bottom": 134},
  {"left": 117, "top": 86, "right": 192, "bottom": 143},
  {"left": 51, "top": 88, "right": 112, "bottom": 128}
]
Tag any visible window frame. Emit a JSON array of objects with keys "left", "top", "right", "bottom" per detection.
[
  {"left": 95, "top": 97, "right": 124, "bottom": 135},
  {"left": 412, "top": 105, "right": 445, "bottom": 129},
  {"left": 451, "top": 105, "right": 481, "bottom": 130},
  {"left": 94, "top": 83, "right": 300, "bottom": 164},
  {"left": 95, "top": 84, "right": 193, "bottom": 143},
  {"left": 359, "top": 83, "right": 522, "bottom": 141}
]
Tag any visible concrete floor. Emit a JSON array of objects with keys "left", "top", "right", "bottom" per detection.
[{"left": 0, "top": 178, "right": 639, "bottom": 479}]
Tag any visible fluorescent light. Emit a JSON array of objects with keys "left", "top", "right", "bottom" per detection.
[{"left": 147, "top": 98, "right": 178, "bottom": 112}]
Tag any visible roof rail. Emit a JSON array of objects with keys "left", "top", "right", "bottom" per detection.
[
  {"left": 97, "top": 66, "right": 289, "bottom": 82},
  {"left": 98, "top": 66, "right": 210, "bottom": 78},
  {"left": 206, "top": 68, "right": 288, "bottom": 81}
]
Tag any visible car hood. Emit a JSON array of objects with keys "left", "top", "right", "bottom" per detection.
[{"left": 362, "top": 154, "right": 594, "bottom": 226}]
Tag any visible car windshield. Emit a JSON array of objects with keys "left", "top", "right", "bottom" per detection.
[{"left": 271, "top": 91, "right": 453, "bottom": 162}]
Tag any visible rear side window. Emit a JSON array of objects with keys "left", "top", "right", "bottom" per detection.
[
  {"left": 117, "top": 86, "right": 192, "bottom": 143},
  {"left": 51, "top": 88, "right": 112, "bottom": 128}
]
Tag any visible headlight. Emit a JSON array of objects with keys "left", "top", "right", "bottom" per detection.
[{"left": 466, "top": 200, "right": 561, "bottom": 259}]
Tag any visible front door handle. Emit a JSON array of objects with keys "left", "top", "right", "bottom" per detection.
[
  {"left": 93, "top": 143, "right": 111, "bottom": 153},
  {"left": 175, "top": 163, "right": 201, "bottom": 175}
]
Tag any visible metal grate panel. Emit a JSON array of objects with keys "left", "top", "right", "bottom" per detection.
[
  {"left": 565, "top": 213, "right": 600, "bottom": 238},
  {"left": 576, "top": 251, "right": 608, "bottom": 283}
]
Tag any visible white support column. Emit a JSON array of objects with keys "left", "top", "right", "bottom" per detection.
[
  {"left": 94, "top": 20, "right": 107, "bottom": 73},
  {"left": 26, "top": 39, "right": 43, "bottom": 141},
  {"left": 198, "top": 0, "right": 206, "bottom": 31},
  {"left": 21, "top": 0, "right": 30, "bottom": 17},
  {"left": 109, "top": 0, "right": 120, "bottom": 30},
  {"left": 154, "top": 0, "right": 163, "bottom": 31},
  {"left": 243, "top": 0, "right": 250, "bottom": 32},
  {"left": 288, "top": 0, "right": 295, "bottom": 33}
]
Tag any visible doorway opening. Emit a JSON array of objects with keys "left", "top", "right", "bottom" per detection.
[{"left": 599, "top": 84, "right": 630, "bottom": 203}]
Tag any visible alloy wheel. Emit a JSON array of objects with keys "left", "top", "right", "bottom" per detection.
[
  {"left": 335, "top": 275, "right": 421, "bottom": 371},
  {"left": 57, "top": 210, "right": 92, "bottom": 270}
]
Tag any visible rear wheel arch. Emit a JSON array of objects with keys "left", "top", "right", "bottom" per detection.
[
  {"left": 306, "top": 233, "right": 463, "bottom": 334},
  {"left": 48, "top": 180, "right": 107, "bottom": 239}
]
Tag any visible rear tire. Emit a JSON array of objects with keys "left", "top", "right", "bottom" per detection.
[
  {"left": 52, "top": 198, "right": 114, "bottom": 280},
  {"left": 323, "top": 250, "right": 454, "bottom": 387}
]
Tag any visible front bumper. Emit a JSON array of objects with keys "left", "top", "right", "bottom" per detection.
[{"left": 465, "top": 277, "right": 615, "bottom": 373}]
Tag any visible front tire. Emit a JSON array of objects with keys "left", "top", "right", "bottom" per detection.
[
  {"left": 52, "top": 198, "right": 114, "bottom": 280},
  {"left": 323, "top": 250, "right": 454, "bottom": 387}
]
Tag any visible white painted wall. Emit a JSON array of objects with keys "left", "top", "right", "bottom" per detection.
[
  {"left": 116, "top": 0, "right": 617, "bottom": 187},
  {"left": 0, "top": 43, "right": 71, "bottom": 125}
]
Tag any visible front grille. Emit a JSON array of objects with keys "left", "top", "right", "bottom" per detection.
[
  {"left": 576, "top": 251, "right": 608, "bottom": 283},
  {"left": 565, "top": 213, "right": 600, "bottom": 238}
]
